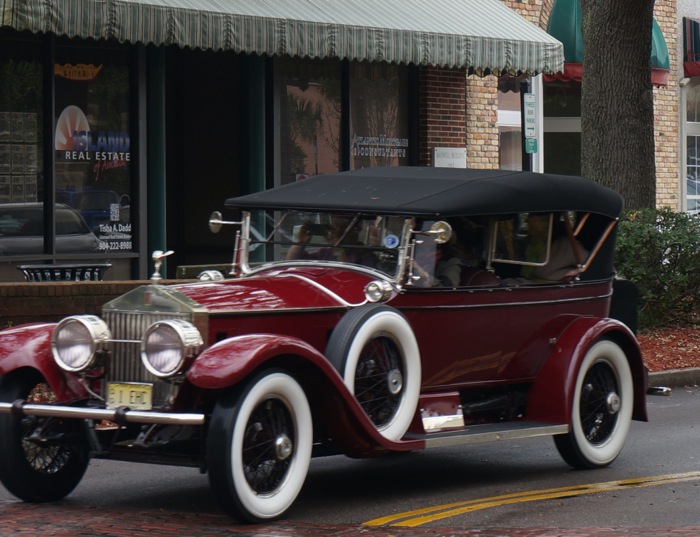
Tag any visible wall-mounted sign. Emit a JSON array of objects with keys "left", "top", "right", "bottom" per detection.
[{"left": 433, "top": 147, "right": 467, "bottom": 168}]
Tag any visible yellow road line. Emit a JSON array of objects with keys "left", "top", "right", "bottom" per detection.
[{"left": 363, "top": 471, "right": 700, "bottom": 528}]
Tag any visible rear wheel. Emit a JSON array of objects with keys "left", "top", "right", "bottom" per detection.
[
  {"left": 207, "top": 370, "right": 313, "bottom": 523},
  {"left": 0, "top": 372, "right": 90, "bottom": 502},
  {"left": 554, "top": 340, "right": 633, "bottom": 469}
]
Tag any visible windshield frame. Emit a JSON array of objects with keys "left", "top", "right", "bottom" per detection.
[{"left": 236, "top": 210, "right": 414, "bottom": 283}]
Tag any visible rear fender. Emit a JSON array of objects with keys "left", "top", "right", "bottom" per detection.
[
  {"left": 186, "top": 334, "right": 422, "bottom": 456},
  {"left": 526, "top": 317, "right": 647, "bottom": 424},
  {"left": 0, "top": 323, "right": 88, "bottom": 401}
]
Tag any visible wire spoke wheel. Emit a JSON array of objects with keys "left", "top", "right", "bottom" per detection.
[
  {"left": 354, "top": 335, "right": 404, "bottom": 428},
  {"left": 579, "top": 362, "right": 620, "bottom": 444},
  {"left": 326, "top": 304, "right": 421, "bottom": 441},
  {"left": 0, "top": 374, "right": 89, "bottom": 502},
  {"left": 554, "top": 340, "right": 633, "bottom": 469},
  {"left": 242, "top": 398, "right": 295, "bottom": 495}
]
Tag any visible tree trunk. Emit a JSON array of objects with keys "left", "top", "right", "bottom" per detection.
[{"left": 580, "top": 0, "right": 656, "bottom": 209}]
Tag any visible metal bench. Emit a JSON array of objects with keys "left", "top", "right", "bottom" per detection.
[{"left": 18, "top": 263, "right": 112, "bottom": 282}]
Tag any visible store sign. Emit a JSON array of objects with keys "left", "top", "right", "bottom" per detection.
[
  {"left": 352, "top": 134, "right": 408, "bottom": 159},
  {"left": 523, "top": 93, "right": 537, "bottom": 140},
  {"left": 433, "top": 147, "right": 467, "bottom": 168},
  {"left": 54, "top": 63, "right": 103, "bottom": 81}
]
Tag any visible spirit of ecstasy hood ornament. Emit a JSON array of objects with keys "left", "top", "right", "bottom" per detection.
[{"left": 151, "top": 250, "right": 174, "bottom": 283}]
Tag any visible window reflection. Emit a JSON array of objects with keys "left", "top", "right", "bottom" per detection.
[{"left": 278, "top": 59, "right": 341, "bottom": 186}]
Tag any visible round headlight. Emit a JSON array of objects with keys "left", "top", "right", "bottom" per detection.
[
  {"left": 141, "top": 320, "right": 203, "bottom": 378},
  {"left": 52, "top": 315, "right": 111, "bottom": 372},
  {"left": 364, "top": 280, "right": 393, "bottom": 303}
]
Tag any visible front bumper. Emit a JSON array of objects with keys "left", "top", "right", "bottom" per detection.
[{"left": 0, "top": 400, "right": 205, "bottom": 426}]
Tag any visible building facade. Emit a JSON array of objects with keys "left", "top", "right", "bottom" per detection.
[{"left": 1, "top": 0, "right": 686, "bottom": 285}]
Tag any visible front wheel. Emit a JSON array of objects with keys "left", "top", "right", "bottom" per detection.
[
  {"left": 554, "top": 340, "right": 633, "bottom": 469},
  {"left": 207, "top": 370, "right": 313, "bottom": 523},
  {"left": 0, "top": 372, "right": 90, "bottom": 502}
]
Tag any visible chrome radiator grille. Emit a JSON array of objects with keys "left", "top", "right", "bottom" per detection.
[{"left": 103, "top": 310, "right": 193, "bottom": 407}]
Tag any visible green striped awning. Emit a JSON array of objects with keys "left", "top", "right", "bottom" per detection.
[{"left": 1, "top": 0, "right": 563, "bottom": 75}]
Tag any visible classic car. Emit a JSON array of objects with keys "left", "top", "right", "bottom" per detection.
[{"left": 0, "top": 167, "right": 647, "bottom": 523}]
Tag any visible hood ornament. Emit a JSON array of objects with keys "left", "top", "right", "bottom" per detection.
[{"left": 151, "top": 250, "right": 174, "bottom": 283}]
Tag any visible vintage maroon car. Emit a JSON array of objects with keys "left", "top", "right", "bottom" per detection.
[{"left": 0, "top": 167, "right": 646, "bottom": 522}]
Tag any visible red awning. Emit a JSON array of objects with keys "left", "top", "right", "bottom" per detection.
[
  {"left": 543, "top": 63, "right": 669, "bottom": 87},
  {"left": 684, "top": 17, "right": 700, "bottom": 78}
]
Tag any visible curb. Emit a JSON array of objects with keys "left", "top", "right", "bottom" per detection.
[{"left": 649, "top": 367, "right": 700, "bottom": 388}]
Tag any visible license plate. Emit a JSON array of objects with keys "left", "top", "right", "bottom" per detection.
[{"left": 107, "top": 382, "right": 153, "bottom": 410}]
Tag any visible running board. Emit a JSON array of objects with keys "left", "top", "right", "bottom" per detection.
[{"left": 404, "top": 422, "right": 569, "bottom": 449}]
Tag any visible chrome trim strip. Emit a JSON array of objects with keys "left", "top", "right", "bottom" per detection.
[
  {"left": 278, "top": 273, "right": 369, "bottom": 308},
  {"left": 0, "top": 401, "right": 205, "bottom": 426},
  {"left": 403, "top": 291, "right": 612, "bottom": 311}
]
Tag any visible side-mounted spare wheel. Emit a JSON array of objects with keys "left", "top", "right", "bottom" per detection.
[
  {"left": 206, "top": 369, "right": 313, "bottom": 523},
  {"left": 325, "top": 304, "right": 421, "bottom": 441},
  {"left": 555, "top": 339, "right": 634, "bottom": 469},
  {"left": 0, "top": 371, "right": 90, "bottom": 502}
]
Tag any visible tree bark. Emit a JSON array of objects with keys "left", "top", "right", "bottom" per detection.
[{"left": 580, "top": 0, "right": 656, "bottom": 209}]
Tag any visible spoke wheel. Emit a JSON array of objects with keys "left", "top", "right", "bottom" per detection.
[
  {"left": 207, "top": 370, "right": 312, "bottom": 523},
  {"left": 326, "top": 304, "right": 421, "bottom": 441},
  {"left": 353, "top": 335, "right": 404, "bottom": 428},
  {"left": 555, "top": 340, "right": 633, "bottom": 469},
  {"left": 0, "top": 372, "right": 89, "bottom": 502}
]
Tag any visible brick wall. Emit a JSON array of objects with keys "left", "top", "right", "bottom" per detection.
[
  {"left": 0, "top": 281, "right": 157, "bottom": 327},
  {"left": 653, "top": 0, "right": 681, "bottom": 209},
  {"left": 466, "top": 75, "right": 500, "bottom": 168},
  {"left": 418, "top": 67, "right": 467, "bottom": 165}
]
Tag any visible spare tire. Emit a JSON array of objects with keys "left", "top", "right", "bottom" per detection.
[{"left": 326, "top": 304, "right": 421, "bottom": 441}]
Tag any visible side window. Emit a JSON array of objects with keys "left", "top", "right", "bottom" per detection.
[
  {"left": 491, "top": 213, "right": 553, "bottom": 266},
  {"left": 489, "top": 212, "right": 589, "bottom": 284}
]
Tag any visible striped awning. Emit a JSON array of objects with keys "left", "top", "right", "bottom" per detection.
[{"left": 1, "top": 0, "right": 564, "bottom": 75}]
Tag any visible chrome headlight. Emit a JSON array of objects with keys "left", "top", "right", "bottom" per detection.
[
  {"left": 364, "top": 280, "right": 393, "bottom": 302},
  {"left": 52, "top": 315, "right": 111, "bottom": 372},
  {"left": 141, "top": 320, "right": 203, "bottom": 378}
]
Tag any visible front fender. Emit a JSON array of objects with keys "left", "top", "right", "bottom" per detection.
[
  {"left": 186, "top": 333, "right": 423, "bottom": 456},
  {"left": 0, "top": 323, "right": 88, "bottom": 401},
  {"left": 526, "top": 317, "right": 647, "bottom": 425},
  {"left": 186, "top": 333, "right": 339, "bottom": 389}
]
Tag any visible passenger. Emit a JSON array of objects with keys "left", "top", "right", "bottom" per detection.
[
  {"left": 530, "top": 236, "right": 588, "bottom": 282},
  {"left": 412, "top": 233, "right": 462, "bottom": 287},
  {"left": 286, "top": 218, "right": 376, "bottom": 266},
  {"left": 507, "top": 213, "right": 588, "bottom": 284}
]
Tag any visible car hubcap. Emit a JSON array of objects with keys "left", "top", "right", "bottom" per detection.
[
  {"left": 386, "top": 368, "right": 403, "bottom": 395},
  {"left": 275, "top": 434, "right": 293, "bottom": 461},
  {"left": 606, "top": 392, "right": 621, "bottom": 414}
]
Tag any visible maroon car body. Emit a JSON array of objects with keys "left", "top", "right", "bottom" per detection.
[{"left": 0, "top": 167, "right": 646, "bottom": 522}]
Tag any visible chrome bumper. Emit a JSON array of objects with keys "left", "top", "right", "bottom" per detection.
[{"left": 0, "top": 401, "right": 206, "bottom": 426}]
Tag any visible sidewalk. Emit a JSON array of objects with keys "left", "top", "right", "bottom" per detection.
[{"left": 648, "top": 367, "right": 700, "bottom": 389}]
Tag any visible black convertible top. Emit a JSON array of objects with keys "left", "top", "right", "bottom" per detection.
[{"left": 225, "top": 167, "right": 623, "bottom": 219}]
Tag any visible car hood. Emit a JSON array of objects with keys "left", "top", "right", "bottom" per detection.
[{"left": 170, "top": 266, "right": 378, "bottom": 313}]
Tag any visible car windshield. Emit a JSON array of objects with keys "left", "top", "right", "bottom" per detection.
[{"left": 246, "top": 210, "right": 407, "bottom": 278}]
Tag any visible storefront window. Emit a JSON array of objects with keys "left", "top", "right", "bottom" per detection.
[
  {"left": 54, "top": 48, "right": 132, "bottom": 252},
  {"left": 350, "top": 63, "right": 409, "bottom": 169},
  {"left": 277, "top": 59, "right": 342, "bottom": 185},
  {"left": 0, "top": 41, "right": 43, "bottom": 209},
  {"left": 498, "top": 84, "right": 522, "bottom": 171},
  {"left": 686, "top": 81, "right": 700, "bottom": 213},
  {"left": 543, "top": 83, "right": 582, "bottom": 176}
]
